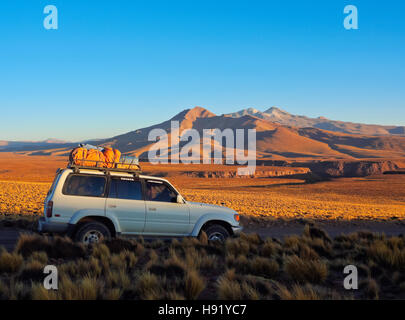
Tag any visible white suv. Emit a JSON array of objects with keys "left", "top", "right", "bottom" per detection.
[{"left": 38, "top": 166, "right": 242, "bottom": 243}]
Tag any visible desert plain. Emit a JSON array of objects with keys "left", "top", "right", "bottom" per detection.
[{"left": 0, "top": 152, "right": 404, "bottom": 222}]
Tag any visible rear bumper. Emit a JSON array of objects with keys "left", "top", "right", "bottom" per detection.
[{"left": 38, "top": 217, "right": 69, "bottom": 234}]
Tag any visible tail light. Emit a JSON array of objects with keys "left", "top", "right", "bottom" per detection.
[
  {"left": 234, "top": 214, "right": 240, "bottom": 222},
  {"left": 46, "top": 201, "right": 53, "bottom": 218}
]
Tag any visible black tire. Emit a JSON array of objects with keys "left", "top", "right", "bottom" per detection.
[
  {"left": 74, "top": 222, "right": 111, "bottom": 244},
  {"left": 204, "top": 224, "right": 230, "bottom": 242}
]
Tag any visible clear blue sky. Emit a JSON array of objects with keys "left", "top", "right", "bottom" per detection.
[{"left": 1, "top": 0, "right": 404, "bottom": 141}]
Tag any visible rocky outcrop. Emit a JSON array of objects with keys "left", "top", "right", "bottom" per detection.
[
  {"left": 182, "top": 167, "right": 310, "bottom": 178},
  {"left": 148, "top": 160, "right": 400, "bottom": 179},
  {"left": 307, "top": 160, "right": 400, "bottom": 178}
]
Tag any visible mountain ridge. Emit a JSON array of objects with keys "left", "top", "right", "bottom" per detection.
[
  {"left": 226, "top": 106, "right": 405, "bottom": 136},
  {"left": 2, "top": 106, "right": 405, "bottom": 161}
]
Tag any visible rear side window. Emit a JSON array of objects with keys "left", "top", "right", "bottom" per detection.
[
  {"left": 47, "top": 172, "right": 61, "bottom": 196},
  {"left": 108, "top": 177, "right": 142, "bottom": 200},
  {"left": 63, "top": 174, "right": 107, "bottom": 197}
]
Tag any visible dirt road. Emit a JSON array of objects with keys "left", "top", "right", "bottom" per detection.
[
  {"left": 241, "top": 218, "right": 405, "bottom": 239},
  {"left": 1, "top": 219, "right": 404, "bottom": 252},
  {"left": 0, "top": 229, "right": 32, "bottom": 251}
]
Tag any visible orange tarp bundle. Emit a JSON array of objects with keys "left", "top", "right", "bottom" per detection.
[
  {"left": 69, "top": 147, "right": 88, "bottom": 165},
  {"left": 69, "top": 147, "right": 121, "bottom": 168},
  {"left": 102, "top": 147, "right": 121, "bottom": 168}
]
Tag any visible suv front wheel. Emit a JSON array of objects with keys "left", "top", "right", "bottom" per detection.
[
  {"left": 75, "top": 222, "right": 111, "bottom": 244},
  {"left": 204, "top": 224, "right": 230, "bottom": 242}
]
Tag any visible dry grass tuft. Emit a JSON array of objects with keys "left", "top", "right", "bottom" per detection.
[
  {"left": 18, "top": 260, "right": 45, "bottom": 282},
  {"left": 260, "top": 239, "right": 280, "bottom": 258},
  {"left": 59, "top": 257, "right": 102, "bottom": 278},
  {"left": 241, "top": 281, "right": 260, "bottom": 300},
  {"left": 104, "top": 238, "right": 141, "bottom": 254},
  {"left": 111, "top": 250, "right": 137, "bottom": 270},
  {"left": 284, "top": 235, "right": 301, "bottom": 252},
  {"left": 167, "top": 291, "right": 185, "bottom": 300},
  {"left": 304, "top": 225, "right": 332, "bottom": 243},
  {"left": 216, "top": 271, "right": 260, "bottom": 300},
  {"left": 77, "top": 276, "right": 101, "bottom": 300},
  {"left": 217, "top": 276, "right": 243, "bottom": 300},
  {"left": 240, "top": 233, "right": 263, "bottom": 245},
  {"left": 276, "top": 283, "right": 321, "bottom": 300},
  {"left": 103, "top": 288, "right": 123, "bottom": 300},
  {"left": 185, "top": 270, "right": 205, "bottom": 300},
  {"left": 29, "top": 251, "right": 48, "bottom": 264},
  {"left": 227, "top": 254, "right": 279, "bottom": 278},
  {"left": 199, "top": 231, "right": 208, "bottom": 245},
  {"left": 284, "top": 255, "right": 328, "bottom": 283},
  {"left": 362, "top": 278, "right": 379, "bottom": 300},
  {"left": 0, "top": 279, "right": 9, "bottom": 299},
  {"left": 226, "top": 238, "right": 250, "bottom": 256},
  {"left": 31, "top": 283, "right": 58, "bottom": 300},
  {"left": 92, "top": 243, "right": 111, "bottom": 259},
  {"left": 248, "top": 257, "right": 279, "bottom": 278},
  {"left": 136, "top": 272, "right": 161, "bottom": 299},
  {"left": 105, "top": 269, "right": 131, "bottom": 290},
  {"left": 368, "top": 239, "right": 405, "bottom": 270},
  {"left": 0, "top": 251, "right": 23, "bottom": 273}
]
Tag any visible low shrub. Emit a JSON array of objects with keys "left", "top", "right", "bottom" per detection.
[{"left": 15, "top": 234, "right": 86, "bottom": 260}]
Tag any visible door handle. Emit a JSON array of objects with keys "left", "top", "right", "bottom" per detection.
[
  {"left": 108, "top": 204, "right": 117, "bottom": 208},
  {"left": 149, "top": 207, "right": 157, "bottom": 211}
]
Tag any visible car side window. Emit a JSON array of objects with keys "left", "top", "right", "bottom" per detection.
[
  {"left": 63, "top": 174, "right": 106, "bottom": 197},
  {"left": 109, "top": 177, "right": 142, "bottom": 200},
  {"left": 145, "top": 181, "right": 177, "bottom": 203},
  {"left": 47, "top": 171, "right": 61, "bottom": 196}
]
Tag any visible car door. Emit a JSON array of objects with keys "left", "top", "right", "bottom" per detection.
[
  {"left": 143, "top": 179, "right": 191, "bottom": 236},
  {"left": 105, "top": 176, "right": 146, "bottom": 234}
]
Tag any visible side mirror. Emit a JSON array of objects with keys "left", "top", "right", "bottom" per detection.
[{"left": 176, "top": 195, "right": 184, "bottom": 204}]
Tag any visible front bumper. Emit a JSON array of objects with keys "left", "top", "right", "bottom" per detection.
[
  {"left": 232, "top": 225, "right": 243, "bottom": 236},
  {"left": 38, "top": 217, "right": 69, "bottom": 234}
]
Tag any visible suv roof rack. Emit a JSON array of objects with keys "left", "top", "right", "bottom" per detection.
[{"left": 67, "top": 160, "right": 142, "bottom": 177}]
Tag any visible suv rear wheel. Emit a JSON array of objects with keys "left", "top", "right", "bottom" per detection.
[
  {"left": 75, "top": 222, "right": 111, "bottom": 244},
  {"left": 204, "top": 224, "right": 230, "bottom": 242}
]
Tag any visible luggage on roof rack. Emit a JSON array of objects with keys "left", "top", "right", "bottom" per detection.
[{"left": 68, "top": 145, "right": 141, "bottom": 173}]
